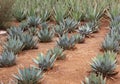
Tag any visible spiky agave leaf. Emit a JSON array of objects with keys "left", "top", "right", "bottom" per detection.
[
  {"left": 38, "top": 23, "right": 54, "bottom": 42},
  {"left": 20, "top": 33, "right": 38, "bottom": 50},
  {"left": 81, "top": 73, "right": 106, "bottom": 84},
  {"left": 33, "top": 52, "right": 57, "bottom": 71},
  {"left": 73, "top": 34, "right": 85, "bottom": 43},
  {"left": 0, "top": 50, "right": 16, "bottom": 67},
  {"left": 3, "top": 37, "right": 24, "bottom": 54},
  {"left": 27, "top": 16, "right": 41, "bottom": 27},
  {"left": 102, "top": 34, "right": 120, "bottom": 52},
  {"left": 13, "top": 67, "right": 43, "bottom": 84},
  {"left": 57, "top": 34, "right": 75, "bottom": 50},
  {"left": 47, "top": 47, "right": 66, "bottom": 60},
  {"left": 91, "top": 51, "right": 118, "bottom": 77}
]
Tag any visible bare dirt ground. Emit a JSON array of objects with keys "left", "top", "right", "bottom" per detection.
[{"left": 0, "top": 18, "right": 120, "bottom": 84}]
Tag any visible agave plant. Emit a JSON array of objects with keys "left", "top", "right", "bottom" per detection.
[
  {"left": 108, "top": 27, "right": 120, "bottom": 42},
  {"left": 69, "top": 0, "right": 84, "bottom": 21},
  {"left": 7, "top": 27, "right": 24, "bottom": 38},
  {"left": 36, "top": 7, "right": 51, "bottom": 22},
  {"left": 28, "top": 27, "right": 38, "bottom": 36},
  {"left": 73, "top": 34, "right": 85, "bottom": 43},
  {"left": 3, "top": 37, "right": 24, "bottom": 54},
  {"left": 88, "top": 21, "right": 100, "bottom": 33},
  {"left": 19, "top": 21, "right": 29, "bottom": 31},
  {"left": 57, "top": 34, "right": 75, "bottom": 50},
  {"left": 54, "top": 22, "right": 67, "bottom": 37},
  {"left": 82, "top": 73, "right": 106, "bottom": 84},
  {"left": 102, "top": 34, "right": 120, "bottom": 52},
  {"left": 20, "top": 33, "right": 38, "bottom": 50},
  {"left": 91, "top": 51, "right": 118, "bottom": 77},
  {"left": 64, "top": 18, "right": 78, "bottom": 33},
  {"left": 48, "top": 47, "right": 66, "bottom": 60},
  {"left": 110, "top": 16, "right": 120, "bottom": 28},
  {"left": 84, "top": 1, "right": 103, "bottom": 22},
  {"left": 13, "top": 67, "right": 43, "bottom": 84},
  {"left": 27, "top": 16, "right": 41, "bottom": 27},
  {"left": 107, "top": 1, "right": 120, "bottom": 21},
  {"left": 37, "top": 23, "right": 54, "bottom": 42},
  {"left": 0, "top": 50, "right": 16, "bottom": 67},
  {"left": 79, "top": 23, "right": 92, "bottom": 37},
  {"left": 33, "top": 52, "right": 57, "bottom": 71},
  {"left": 13, "top": 9, "right": 27, "bottom": 22},
  {"left": 53, "top": 2, "right": 68, "bottom": 23}
]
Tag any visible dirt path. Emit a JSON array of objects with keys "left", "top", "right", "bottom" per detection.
[{"left": 0, "top": 19, "right": 120, "bottom": 84}]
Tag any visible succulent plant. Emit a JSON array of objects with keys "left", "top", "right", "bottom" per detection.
[
  {"left": 37, "top": 8, "right": 50, "bottom": 22},
  {"left": 0, "top": 50, "right": 16, "bottom": 67},
  {"left": 13, "top": 67, "right": 43, "bottom": 84},
  {"left": 53, "top": 3, "right": 68, "bottom": 23},
  {"left": 28, "top": 27, "right": 38, "bottom": 36},
  {"left": 91, "top": 51, "right": 118, "bottom": 77},
  {"left": 33, "top": 52, "right": 57, "bottom": 71},
  {"left": 79, "top": 23, "right": 92, "bottom": 37},
  {"left": 13, "top": 9, "right": 27, "bottom": 22},
  {"left": 110, "top": 16, "right": 120, "bottom": 28},
  {"left": 55, "top": 22, "right": 67, "bottom": 37},
  {"left": 20, "top": 33, "right": 38, "bottom": 50},
  {"left": 48, "top": 47, "right": 66, "bottom": 60},
  {"left": 3, "top": 37, "right": 24, "bottom": 54},
  {"left": 88, "top": 21, "right": 100, "bottom": 33},
  {"left": 19, "top": 22, "right": 29, "bottom": 31},
  {"left": 108, "top": 28, "right": 120, "bottom": 42},
  {"left": 64, "top": 18, "right": 78, "bottom": 32},
  {"left": 7, "top": 27, "right": 23, "bottom": 38},
  {"left": 73, "top": 34, "right": 85, "bottom": 43},
  {"left": 82, "top": 73, "right": 106, "bottom": 84},
  {"left": 27, "top": 16, "right": 41, "bottom": 27},
  {"left": 102, "top": 34, "right": 120, "bottom": 52},
  {"left": 37, "top": 23, "right": 54, "bottom": 42},
  {"left": 57, "top": 34, "right": 75, "bottom": 50}
]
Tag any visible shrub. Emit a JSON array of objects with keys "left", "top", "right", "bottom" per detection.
[{"left": 0, "top": 0, "right": 15, "bottom": 29}]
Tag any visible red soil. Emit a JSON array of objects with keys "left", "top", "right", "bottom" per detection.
[{"left": 0, "top": 18, "right": 120, "bottom": 84}]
